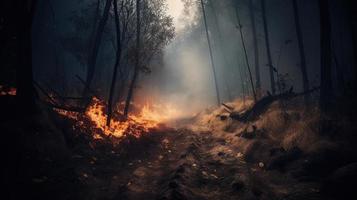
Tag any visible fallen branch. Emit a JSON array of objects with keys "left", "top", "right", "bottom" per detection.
[
  {"left": 230, "top": 87, "right": 320, "bottom": 122},
  {"left": 222, "top": 103, "right": 234, "bottom": 111},
  {"left": 33, "top": 81, "right": 57, "bottom": 105},
  {"left": 45, "top": 101, "right": 85, "bottom": 113}
]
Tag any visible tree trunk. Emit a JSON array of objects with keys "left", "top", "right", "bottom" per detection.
[
  {"left": 260, "top": 0, "right": 276, "bottom": 95},
  {"left": 107, "top": 0, "right": 122, "bottom": 126},
  {"left": 233, "top": 0, "right": 257, "bottom": 102},
  {"left": 84, "top": 0, "right": 113, "bottom": 97},
  {"left": 248, "top": 0, "right": 261, "bottom": 97},
  {"left": 208, "top": 0, "right": 233, "bottom": 101},
  {"left": 292, "top": 0, "right": 310, "bottom": 107},
  {"left": 332, "top": 45, "right": 345, "bottom": 91},
  {"left": 14, "top": 0, "right": 37, "bottom": 114},
  {"left": 346, "top": 0, "right": 357, "bottom": 89},
  {"left": 200, "top": 0, "right": 221, "bottom": 105},
  {"left": 319, "top": 0, "right": 332, "bottom": 113},
  {"left": 123, "top": 0, "right": 141, "bottom": 117}
]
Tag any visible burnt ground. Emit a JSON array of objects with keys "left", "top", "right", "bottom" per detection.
[{"left": 1, "top": 101, "right": 357, "bottom": 200}]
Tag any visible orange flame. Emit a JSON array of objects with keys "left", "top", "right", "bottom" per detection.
[
  {"left": 55, "top": 97, "right": 182, "bottom": 140},
  {"left": 0, "top": 85, "right": 16, "bottom": 96}
]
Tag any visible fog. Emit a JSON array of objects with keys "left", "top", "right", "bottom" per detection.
[{"left": 32, "top": 0, "right": 355, "bottom": 118}]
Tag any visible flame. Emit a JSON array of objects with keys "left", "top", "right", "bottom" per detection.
[
  {"left": 0, "top": 85, "right": 16, "bottom": 96},
  {"left": 55, "top": 97, "right": 183, "bottom": 140}
]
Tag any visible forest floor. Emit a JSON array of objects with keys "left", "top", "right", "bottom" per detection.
[{"left": 2, "top": 97, "right": 357, "bottom": 200}]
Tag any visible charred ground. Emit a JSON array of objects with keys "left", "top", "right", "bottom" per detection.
[{"left": 2, "top": 94, "right": 357, "bottom": 200}]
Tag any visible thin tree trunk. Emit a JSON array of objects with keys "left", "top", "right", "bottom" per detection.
[
  {"left": 238, "top": 60, "right": 246, "bottom": 105},
  {"left": 248, "top": 0, "right": 261, "bottom": 97},
  {"left": 200, "top": 0, "right": 221, "bottom": 105},
  {"left": 207, "top": 0, "right": 233, "bottom": 101},
  {"left": 332, "top": 44, "right": 345, "bottom": 91},
  {"left": 261, "top": 0, "right": 276, "bottom": 95},
  {"left": 346, "top": 0, "right": 357, "bottom": 88},
  {"left": 292, "top": 0, "right": 310, "bottom": 107},
  {"left": 319, "top": 0, "right": 332, "bottom": 113},
  {"left": 84, "top": 0, "right": 113, "bottom": 97},
  {"left": 107, "top": 0, "right": 122, "bottom": 126},
  {"left": 123, "top": 0, "right": 141, "bottom": 117},
  {"left": 15, "top": 0, "right": 37, "bottom": 114},
  {"left": 233, "top": 1, "right": 257, "bottom": 102}
]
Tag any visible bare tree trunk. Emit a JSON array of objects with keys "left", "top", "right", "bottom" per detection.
[
  {"left": 233, "top": 1, "right": 257, "bottom": 102},
  {"left": 238, "top": 60, "right": 246, "bottom": 105},
  {"left": 319, "top": 0, "right": 332, "bottom": 113},
  {"left": 200, "top": 0, "right": 221, "bottom": 105},
  {"left": 346, "top": 0, "right": 357, "bottom": 88},
  {"left": 123, "top": 0, "right": 141, "bottom": 117},
  {"left": 207, "top": 0, "right": 233, "bottom": 101},
  {"left": 248, "top": 0, "right": 261, "bottom": 97},
  {"left": 292, "top": 0, "right": 310, "bottom": 107},
  {"left": 107, "top": 0, "right": 122, "bottom": 126},
  {"left": 84, "top": 0, "right": 113, "bottom": 97},
  {"left": 332, "top": 44, "right": 345, "bottom": 91},
  {"left": 48, "top": 0, "right": 67, "bottom": 95},
  {"left": 260, "top": 0, "right": 276, "bottom": 95},
  {"left": 14, "top": 0, "right": 37, "bottom": 114}
]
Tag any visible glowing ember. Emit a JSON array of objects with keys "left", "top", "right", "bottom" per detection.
[
  {"left": 55, "top": 97, "right": 182, "bottom": 140},
  {"left": 0, "top": 85, "right": 17, "bottom": 96}
]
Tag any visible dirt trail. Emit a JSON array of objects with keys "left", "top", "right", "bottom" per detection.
[{"left": 69, "top": 126, "right": 321, "bottom": 200}]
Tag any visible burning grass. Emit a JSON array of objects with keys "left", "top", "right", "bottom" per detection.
[{"left": 54, "top": 97, "right": 182, "bottom": 140}]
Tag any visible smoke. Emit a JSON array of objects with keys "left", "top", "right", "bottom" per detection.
[{"left": 136, "top": 0, "right": 220, "bottom": 117}]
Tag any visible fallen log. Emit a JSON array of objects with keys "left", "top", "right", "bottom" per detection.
[{"left": 230, "top": 87, "right": 319, "bottom": 122}]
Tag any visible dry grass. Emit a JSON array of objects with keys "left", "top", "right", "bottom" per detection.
[{"left": 189, "top": 98, "right": 323, "bottom": 154}]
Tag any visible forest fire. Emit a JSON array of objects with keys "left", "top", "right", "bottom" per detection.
[
  {"left": 0, "top": 85, "right": 16, "bottom": 96},
  {"left": 55, "top": 97, "right": 180, "bottom": 140}
]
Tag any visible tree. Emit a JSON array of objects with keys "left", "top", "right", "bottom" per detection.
[
  {"left": 345, "top": 0, "right": 357, "bottom": 89},
  {"left": 260, "top": 0, "right": 276, "bottom": 95},
  {"left": 207, "top": 0, "right": 233, "bottom": 101},
  {"left": 319, "top": 0, "right": 332, "bottom": 113},
  {"left": 292, "top": 0, "right": 310, "bottom": 107},
  {"left": 124, "top": 0, "right": 141, "bottom": 117},
  {"left": 200, "top": 0, "right": 221, "bottom": 105},
  {"left": 84, "top": 0, "right": 113, "bottom": 97},
  {"left": 248, "top": 0, "right": 261, "bottom": 97},
  {"left": 14, "top": 0, "right": 37, "bottom": 114},
  {"left": 107, "top": 0, "right": 123, "bottom": 126},
  {"left": 233, "top": 0, "right": 257, "bottom": 102},
  {"left": 122, "top": 0, "right": 174, "bottom": 117}
]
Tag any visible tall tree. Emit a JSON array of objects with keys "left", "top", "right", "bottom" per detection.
[
  {"left": 319, "top": 0, "right": 332, "bottom": 113},
  {"left": 123, "top": 0, "right": 141, "bottom": 117},
  {"left": 345, "top": 0, "right": 357, "bottom": 88},
  {"left": 233, "top": 0, "right": 257, "bottom": 102},
  {"left": 248, "top": 0, "right": 261, "bottom": 97},
  {"left": 260, "top": 0, "right": 276, "bottom": 95},
  {"left": 292, "top": 0, "right": 310, "bottom": 106},
  {"left": 14, "top": 0, "right": 37, "bottom": 113},
  {"left": 207, "top": 0, "right": 233, "bottom": 101},
  {"left": 84, "top": 0, "right": 113, "bottom": 98},
  {"left": 107, "top": 0, "right": 123, "bottom": 126},
  {"left": 200, "top": 0, "right": 221, "bottom": 105}
]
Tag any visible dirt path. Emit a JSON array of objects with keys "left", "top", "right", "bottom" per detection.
[{"left": 68, "top": 127, "right": 321, "bottom": 200}]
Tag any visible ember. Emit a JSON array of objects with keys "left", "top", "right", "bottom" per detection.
[{"left": 0, "top": 85, "right": 17, "bottom": 96}]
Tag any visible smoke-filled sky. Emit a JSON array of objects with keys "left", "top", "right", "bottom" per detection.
[
  {"left": 167, "top": 0, "right": 185, "bottom": 30},
  {"left": 32, "top": 0, "right": 355, "bottom": 118}
]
